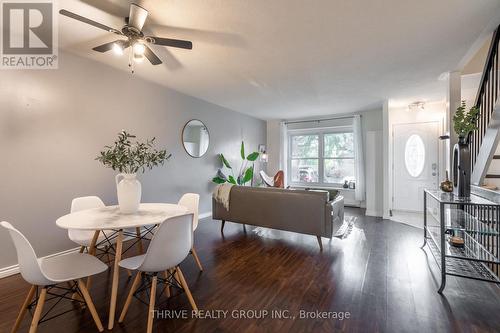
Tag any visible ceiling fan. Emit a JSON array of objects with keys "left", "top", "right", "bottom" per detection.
[{"left": 59, "top": 3, "right": 192, "bottom": 69}]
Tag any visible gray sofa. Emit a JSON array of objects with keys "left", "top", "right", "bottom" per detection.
[{"left": 212, "top": 186, "right": 344, "bottom": 250}]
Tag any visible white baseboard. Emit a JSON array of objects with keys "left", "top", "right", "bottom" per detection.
[
  {"left": 0, "top": 246, "right": 80, "bottom": 279},
  {"left": 199, "top": 211, "right": 212, "bottom": 220}
]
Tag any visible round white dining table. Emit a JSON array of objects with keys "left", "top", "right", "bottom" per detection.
[{"left": 56, "top": 203, "right": 189, "bottom": 330}]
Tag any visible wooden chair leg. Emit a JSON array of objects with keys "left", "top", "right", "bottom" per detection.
[
  {"left": 88, "top": 231, "right": 100, "bottom": 256},
  {"left": 221, "top": 220, "right": 225, "bottom": 233},
  {"left": 191, "top": 246, "right": 203, "bottom": 272},
  {"left": 79, "top": 246, "right": 86, "bottom": 253},
  {"left": 11, "top": 285, "right": 36, "bottom": 333},
  {"left": 29, "top": 287, "right": 47, "bottom": 333},
  {"left": 118, "top": 272, "right": 142, "bottom": 323},
  {"left": 136, "top": 227, "right": 144, "bottom": 254},
  {"left": 147, "top": 275, "right": 158, "bottom": 333},
  {"left": 176, "top": 267, "right": 198, "bottom": 311},
  {"left": 316, "top": 236, "right": 323, "bottom": 251},
  {"left": 77, "top": 279, "right": 104, "bottom": 332},
  {"left": 108, "top": 230, "right": 123, "bottom": 330},
  {"left": 86, "top": 230, "right": 101, "bottom": 290}
]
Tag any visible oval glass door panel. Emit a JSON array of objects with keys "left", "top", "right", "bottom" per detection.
[
  {"left": 404, "top": 134, "right": 425, "bottom": 177},
  {"left": 182, "top": 120, "right": 210, "bottom": 157}
]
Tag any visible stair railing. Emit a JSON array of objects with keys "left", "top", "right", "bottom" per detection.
[
  {"left": 466, "top": 25, "right": 500, "bottom": 281},
  {"left": 470, "top": 25, "right": 500, "bottom": 172}
]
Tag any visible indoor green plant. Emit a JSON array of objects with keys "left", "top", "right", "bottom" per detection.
[
  {"left": 212, "top": 141, "right": 259, "bottom": 185},
  {"left": 452, "top": 101, "right": 480, "bottom": 198},
  {"left": 453, "top": 101, "right": 480, "bottom": 142},
  {"left": 96, "top": 130, "right": 171, "bottom": 213}
]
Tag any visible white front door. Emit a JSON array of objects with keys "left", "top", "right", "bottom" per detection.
[{"left": 393, "top": 122, "right": 440, "bottom": 212}]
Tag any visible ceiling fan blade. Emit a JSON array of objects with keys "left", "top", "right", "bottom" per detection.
[
  {"left": 59, "top": 9, "right": 121, "bottom": 34},
  {"left": 144, "top": 46, "right": 162, "bottom": 65},
  {"left": 128, "top": 3, "right": 148, "bottom": 31},
  {"left": 92, "top": 40, "right": 129, "bottom": 53},
  {"left": 146, "top": 37, "right": 192, "bottom": 49}
]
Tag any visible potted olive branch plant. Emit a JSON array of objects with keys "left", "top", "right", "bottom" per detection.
[
  {"left": 96, "top": 130, "right": 171, "bottom": 213},
  {"left": 453, "top": 101, "right": 480, "bottom": 143},
  {"left": 452, "top": 101, "right": 480, "bottom": 198},
  {"left": 212, "top": 141, "right": 259, "bottom": 185}
]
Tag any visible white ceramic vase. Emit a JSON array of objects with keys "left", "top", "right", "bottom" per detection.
[{"left": 115, "top": 173, "right": 141, "bottom": 213}]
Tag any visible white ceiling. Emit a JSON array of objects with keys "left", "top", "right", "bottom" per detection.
[{"left": 58, "top": 0, "right": 500, "bottom": 120}]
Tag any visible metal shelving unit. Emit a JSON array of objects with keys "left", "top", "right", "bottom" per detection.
[{"left": 423, "top": 189, "right": 500, "bottom": 293}]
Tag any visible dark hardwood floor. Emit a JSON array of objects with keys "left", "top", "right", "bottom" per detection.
[{"left": 1, "top": 208, "right": 500, "bottom": 333}]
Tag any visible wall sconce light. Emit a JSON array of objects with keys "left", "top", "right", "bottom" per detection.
[
  {"left": 260, "top": 150, "right": 268, "bottom": 163},
  {"left": 258, "top": 144, "right": 267, "bottom": 162}
]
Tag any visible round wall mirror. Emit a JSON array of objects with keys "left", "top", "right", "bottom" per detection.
[{"left": 182, "top": 120, "right": 210, "bottom": 158}]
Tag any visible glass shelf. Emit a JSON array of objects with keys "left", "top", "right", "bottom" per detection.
[
  {"left": 425, "top": 206, "right": 500, "bottom": 236},
  {"left": 425, "top": 234, "right": 500, "bottom": 283},
  {"left": 423, "top": 189, "right": 500, "bottom": 290},
  {"left": 425, "top": 189, "right": 499, "bottom": 206},
  {"left": 425, "top": 225, "right": 499, "bottom": 264}
]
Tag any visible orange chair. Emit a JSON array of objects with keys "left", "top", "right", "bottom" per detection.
[
  {"left": 259, "top": 170, "right": 284, "bottom": 188},
  {"left": 273, "top": 171, "right": 284, "bottom": 188}
]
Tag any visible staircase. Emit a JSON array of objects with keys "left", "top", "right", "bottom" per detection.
[
  {"left": 484, "top": 152, "right": 500, "bottom": 190},
  {"left": 470, "top": 24, "right": 500, "bottom": 188},
  {"left": 466, "top": 24, "right": 500, "bottom": 281}
]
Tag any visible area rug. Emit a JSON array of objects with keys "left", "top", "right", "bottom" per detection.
[{"left": 333, "top": 216, "right": 356, "bottom": 239}]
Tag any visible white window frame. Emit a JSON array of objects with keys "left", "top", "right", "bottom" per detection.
[{"left": 287, "top": 126, "right": 355, "bottom": 188}]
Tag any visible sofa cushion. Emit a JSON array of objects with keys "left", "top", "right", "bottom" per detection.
[{"left": 303, "top": 188, "right": 339, "bottom": 202}]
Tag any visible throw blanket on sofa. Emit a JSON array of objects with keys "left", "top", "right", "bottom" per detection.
[{"left": 213, "top": 183, "right": 234, "bottom": 210}]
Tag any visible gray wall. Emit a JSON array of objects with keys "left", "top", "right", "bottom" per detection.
[{"left": 0, "top": 51, "right": 266, "bottom": 268}]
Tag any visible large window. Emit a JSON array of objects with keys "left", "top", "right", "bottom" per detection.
[
  {"left": 288, "top": 130, "right": 355, "bottom": 186},
  {"left": 290, "top": 135, "right": 319, "bottom": 183}
]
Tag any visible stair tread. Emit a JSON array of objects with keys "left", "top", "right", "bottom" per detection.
[
  {"left": 481, "top": 184, "right": 498, "bottom": 190},
  {"left": 485, "top": 174, "right": 500, "bottom": 178}
]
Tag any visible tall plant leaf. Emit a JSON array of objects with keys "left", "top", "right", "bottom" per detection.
[
  {"left": 241, "top": 167, "right": 254, "bottom": 184},
  {"left": 246, "top": 152, "right": 259, "bottom": 161},
  {"left": 216, "top": 169, "right": 227, "bottom": 181},
  {"left": 228, "top": 175, "right": 237, "bottom": 184},
  {"left": 240, "top": 141, "right": 245, "bottom": 160},
  {"left": 212, "top": 176, "right": 226, "bottom": 184},
  {"left": 220, "top": 154, "right": 232, "bottom": 169}
]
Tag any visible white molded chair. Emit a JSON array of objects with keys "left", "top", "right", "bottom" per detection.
[
  {"left": 259, "top": 170, "right": 275, "bottom": 187},
  {"left": 68, "top": 196, "right": 107, "bottom": 253},
  {"left": 118, "top": 214, "right": 198, "bottom": 333},
  {"left": 1, "top": 221, "right": 107, "bottom": 333},
  {"left": 178, "top": 193, "right": 203, "bottom": 271},
  {"left": 70, "top": 196, "right": 137, "bottom": 287}
]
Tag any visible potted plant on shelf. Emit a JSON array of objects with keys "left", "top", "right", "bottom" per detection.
[
  {"left": 96, "top": 130, "right": 171, "bottom": 213},
  {"left": 452, "top": 101, "right": 480, "bottom": 198},
  {"left": 212, "top": 141, "right": 259, "bottom": 185}
]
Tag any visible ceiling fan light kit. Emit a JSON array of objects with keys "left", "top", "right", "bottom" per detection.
[
  {"left": 133, "top": 42, "right": 146, "bottom": 56},
  {"left": 133, "top": 52, "right": 145, "bottom": 63},
  {"left": 59, "top": 3, "right": 193, "bottom": 72},
  {"left": 112, "top": 41, "right": 126, "bottom": 56}
]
